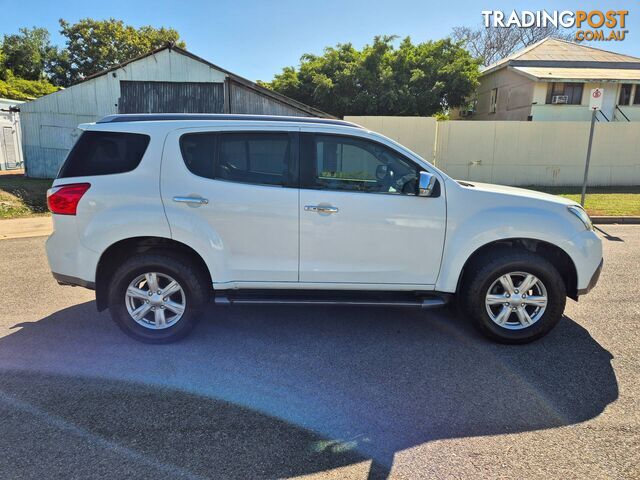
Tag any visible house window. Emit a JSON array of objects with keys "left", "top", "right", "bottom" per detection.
[
  {"left": 545, "top": 83, "right": 584, "bottom": 105},
  {"left": 489, "top": 88, "right": 498, "bottom": 113},
  {"left": 633, "top": 85, "right": 640, "bottom": 105},
  {"left": 619, "top": 84, "right": 633, "bottom": 105}
]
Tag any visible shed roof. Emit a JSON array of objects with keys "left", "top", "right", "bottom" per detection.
[
  {"left": 482, "top": 38, "right": 640, "bottom": 77},
  {"left": 61, "top": 43, "right": 332, "bottom": 118}
]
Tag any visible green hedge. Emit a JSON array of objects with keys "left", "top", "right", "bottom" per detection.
[{"left": 0, "top": 73, "right": 58, "bottom": 101}]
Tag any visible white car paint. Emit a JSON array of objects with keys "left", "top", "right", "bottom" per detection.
[{"left": 45, "top": 117, "right": 602, "bottom": 298}]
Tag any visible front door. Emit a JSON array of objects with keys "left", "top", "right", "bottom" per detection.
[
  {"left": 161, "top": 127, "right": 299, "bottom": 284},
  {"left": 298, "top": 131, "right": 446, "bottom": 286}
]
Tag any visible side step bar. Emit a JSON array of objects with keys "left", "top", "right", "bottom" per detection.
[{"left": 214, "top": 290, "right": 450, "bottom": 309}]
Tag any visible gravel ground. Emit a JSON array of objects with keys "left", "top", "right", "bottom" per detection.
[{"left": 0, "top": 226, "right": 637, "bottom": 479}]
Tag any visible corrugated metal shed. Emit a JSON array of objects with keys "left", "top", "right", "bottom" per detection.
[{"left": 20, "top": 44, "right": 330, "bottom": 178}]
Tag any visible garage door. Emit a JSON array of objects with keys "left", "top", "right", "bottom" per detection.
[{"left": 118, "top": 81, "right": 225, "bottom": 114}]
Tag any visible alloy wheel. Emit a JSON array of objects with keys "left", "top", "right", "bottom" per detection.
[
  {"left": 125, "top": 272, "right": 186, "bottom": 330},
  {"left": 485, "top": 271, "right": 548, "bottom": 330}
]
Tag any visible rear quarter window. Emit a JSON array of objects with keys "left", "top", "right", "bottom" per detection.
[{"left": 58, "top": 131, "right": 150, "bottom": 178}]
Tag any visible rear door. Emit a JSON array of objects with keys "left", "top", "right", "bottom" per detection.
[
  {"left": 161, "top": 126, "right": 299, "bottom": 284},
  {"left": 298, "top": 130, "right": 446, "bottom": 286}
]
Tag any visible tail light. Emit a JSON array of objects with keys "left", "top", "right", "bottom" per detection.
[{"left": 47, "top": 183, "right": 91, "bottom": 215}]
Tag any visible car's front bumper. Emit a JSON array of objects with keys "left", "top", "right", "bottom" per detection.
[
  {"left": 578, "top": 257, "right": 603, "bottom": 296},
  {"left": 52, "top": 272, "right": 96, "bottom": 290}
]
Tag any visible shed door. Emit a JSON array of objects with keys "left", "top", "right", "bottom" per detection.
[
  {"left": 1, "top": 126, "right": 20, "bottom": 169},
  {"left": 118, "top": 81, "right": 224, "bottom": 114}
]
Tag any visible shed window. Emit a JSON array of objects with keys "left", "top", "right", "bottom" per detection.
[
  {"left": 545, "top": 83, "right": 583, "bottom": 105},
  {"left": 489, "top": 88, "right": 498, "bottom": 113}
]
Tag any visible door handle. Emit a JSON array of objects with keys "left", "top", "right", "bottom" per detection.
[
  {"left": 173, "top": 196, "right": 209, "bottom": 205},
  {"left": 304, "top": 205, "right": 338, "bottom": 214}
]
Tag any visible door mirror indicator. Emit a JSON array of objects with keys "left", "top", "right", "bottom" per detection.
[{"left": 418, "top": 171, "right": 437, "bottom": 197}]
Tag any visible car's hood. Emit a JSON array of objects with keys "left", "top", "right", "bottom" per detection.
[{"left": 456, "top": 181, "right": 578, "bottom": 207}]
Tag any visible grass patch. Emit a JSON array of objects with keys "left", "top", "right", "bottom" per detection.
[
  {"left": 530, "top": 186, "right": 640, "bottom": 217},
  {"left": 0, "top": 175, "right": 52, "bottom": 219}
]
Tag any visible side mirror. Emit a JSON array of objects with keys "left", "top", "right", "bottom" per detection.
[{"left": 417, "top": 171, "right": 437, "bottom": 197}]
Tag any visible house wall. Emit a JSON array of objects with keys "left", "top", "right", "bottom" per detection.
[
  {"left": 531, "top": 82, "right": 623, "bottom": 121},
  {"left": 345, "top": 116, "right": 640, "bottom": 187},
  {"left": 616, "top": 105, "right": 640, "bottom": 121},
  {"left": 472, "top": 69, "right": 536, "bottom": 121}
]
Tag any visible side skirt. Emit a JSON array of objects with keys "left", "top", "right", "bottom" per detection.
[{"left": 213, "top": 289, "right": 452, "bottom": 309}]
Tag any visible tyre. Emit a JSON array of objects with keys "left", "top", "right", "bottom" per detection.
[
  {"left": 461, "top": 249, "right": 566, "bottom": 344},
  {"left": 107, "top": 252, "right": 209, "bottom": 343}
]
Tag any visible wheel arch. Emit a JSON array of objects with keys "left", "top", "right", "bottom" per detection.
[
  {"left": 95, "top": 236, "right": 212, "bottom": 311},
  {"left": 455, "top": 238, "right": 579, "bottom": 300}
]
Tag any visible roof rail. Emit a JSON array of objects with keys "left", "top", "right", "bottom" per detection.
[{"left": 97, "top": 114, "right": 363, "bottom": 128}]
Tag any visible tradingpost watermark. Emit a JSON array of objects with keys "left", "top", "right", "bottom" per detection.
[{"left": 481, "top": 10, "right": 629, "bottom": 41}]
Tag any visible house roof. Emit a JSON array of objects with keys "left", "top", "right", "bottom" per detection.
[
  {"left": 77, "top": 43, "right": 332, "bottom": 118},
  {"left": 510, "top": 66, "right": 640, "bottom": 83},
  {"left": 481, "top": 38, "right": 640, "bottom": 77}
]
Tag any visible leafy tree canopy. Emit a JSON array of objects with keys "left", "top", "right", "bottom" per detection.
[
  {"left": 260, "top": 35, "right": 481, "bottom": 117},
  {"left": 53, "top": 18, "right": 186, "bottom": 86},
  {"left": 0, "top": 27, "right": 57, "bottom": 81},
  {"left": 0, "top": 71, "right": 57, "bottom": 101}
]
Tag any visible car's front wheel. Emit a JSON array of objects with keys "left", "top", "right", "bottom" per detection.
[
  {"left": 107, "top": 252, "right": 209, "bottom": 343},
  {"left": 461, "top": 250, "right": 567, "bottom": 344}
]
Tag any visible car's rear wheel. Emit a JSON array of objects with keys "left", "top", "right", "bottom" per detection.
[
  {"left": 461, "top": 250, "right": 566, "bottom": 344},
  {"left": 107, "top": 252, "right": 209, "bottom": 343}
]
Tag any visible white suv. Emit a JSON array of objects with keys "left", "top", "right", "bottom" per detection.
[{"left": 46, "top": 114, "right": 603, "bottom": 344}]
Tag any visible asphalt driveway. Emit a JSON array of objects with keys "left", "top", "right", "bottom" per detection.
[{"left": 0, "top": 226, "right": 638, "bottom": 479}]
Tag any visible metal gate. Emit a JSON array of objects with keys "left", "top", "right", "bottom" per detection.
[{"left": 118, "top": 81, "right": 225, "bottom": 114}]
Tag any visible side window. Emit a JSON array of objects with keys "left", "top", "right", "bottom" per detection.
[
  {"left": 304, "top": 134, "right": 419, "bottom": 195},
  {"left": 58, "top": 131, "right": 150, "bottom": 178},
  {"left": 180, "top": 133, "right": 216, "bottom": 178},
  {"left": 179, "top": 132, "right": 294, "bottom": 187},
  {"left": 216, "top": 133, "right": 291, "bottom": 186}
]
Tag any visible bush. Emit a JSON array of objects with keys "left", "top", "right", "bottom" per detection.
[{"left": 0, "top": 71, "right": 58, "bottom": 100}]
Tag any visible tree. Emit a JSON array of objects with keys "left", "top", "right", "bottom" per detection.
[
  {"left": 54, "top": 18, "right": 186, "bottom": 86},
  {"left": 1, "top": 27, "right": 56, "bottom": 80},
  {"left": 261, "top": 36, "right": 481, "bottom": 117},
  {"left": 452, "top": 24, "right": 575, "bottom": 66},
  {"left": 0, "top": 71, "right": 57, "bottom": 101}
]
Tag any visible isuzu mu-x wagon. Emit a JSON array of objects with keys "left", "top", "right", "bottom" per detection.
[{"left": 46, "top": 114, "right": 603, "bottom": 344}]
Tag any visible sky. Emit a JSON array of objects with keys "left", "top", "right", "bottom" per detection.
[{"left": 1, "top": 0, "right": 639, "bottom": 82}]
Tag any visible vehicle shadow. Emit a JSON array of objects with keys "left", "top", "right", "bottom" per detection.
[{"left": 0, "top": 301, "right": 617, "bottom": 479}]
